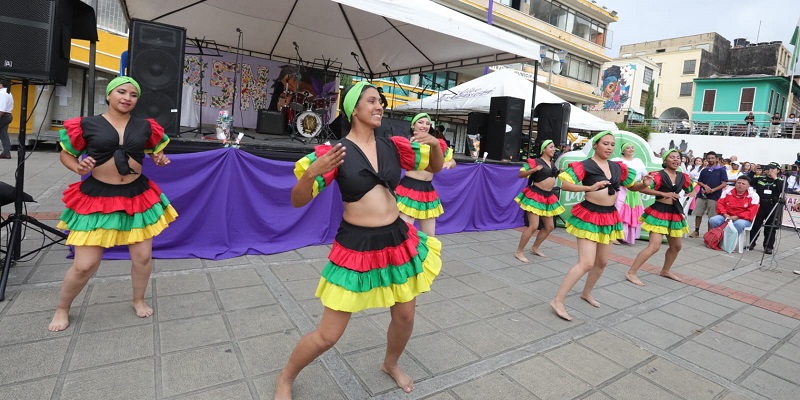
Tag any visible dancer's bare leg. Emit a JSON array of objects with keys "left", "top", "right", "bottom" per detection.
[
  {"left": 48, "top": 246, "right": 104, "bottom": 331},
  {"left": 418, "top": 218, "right": 436, "bottom": 237},
  {"left": 382, "top": 299, "right": 416, "bottom": 393},
  {"left": 529, "top": 216, "right": 554, "bottom": 257},
  {"left": 581, "top": 241, "right": 610, "bottom": 307},
  {"left": 660, "top": 236, "right": 683, "bottom": 282},
  {"left": 515, "top": 212, "right": 538, "bottom": 262},
  {"left": 275, "top": 307, "right": 351, "bottom": 400},
  {"left": 626, "top": 233, "right": 662, "bottom": 286},
  {"left": 399, "top": 213, "right": 415, "bottom": 225},
  {"left": 550, "top": 238, "right": 597, "bottom": 321},
  {"left": 129, "top": 239, "right": 154, "bottom": 317}
]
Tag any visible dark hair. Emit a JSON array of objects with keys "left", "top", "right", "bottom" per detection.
[
  {"left": 705, "top": 151, "right": 718, "bottom": 158},
  {"left": 0, "top": 78, "right": 10, "bottom": 88},
  {"left": 339, "top": 82, "right": 376, "bottom": 119},
  {"left": 736, "top": 175, "right": 751, "bottom": 185}
]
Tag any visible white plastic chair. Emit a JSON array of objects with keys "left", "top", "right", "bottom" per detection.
[{"left": 737, "top": 225, "right": 753, "bottom": 253}]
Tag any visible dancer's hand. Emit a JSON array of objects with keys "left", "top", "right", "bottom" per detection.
[
  {"left": 641, "top": 175, "right": 654, "bottom": 187},
  {"left": 308, "top": 143, "right": 345, "bottom": 176},
  {"left": 76, "top": 156, "right": 96, "bottom": 175},
  {"left": 151, "top": 152, "right": 170, "bottom": 167},
  {"left": 410, "top": 131, "right": 439, "bottom": 147},
  {"left": 588, "top": 180, "right": 610, "bottom": 192},
  {"left": 661, "top": 192, "right": 680, "bottom": 200}
]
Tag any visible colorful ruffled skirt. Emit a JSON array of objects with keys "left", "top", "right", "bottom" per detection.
[
  {"left": 57, "top": 175, "right": 178, "bottom": 247},
  {"left": 316, "top": 218, "right": 442, "bottom": 313},
  {"left": 515, "top": 185, "right": 565, "bottom": 217},
  {"left": 640, "top": 201, "right": 689, "bottom": 238},
  {"left": 565, "top": 201, "right": 623, "bottom": 245},
  {"left": 395, "top": 176, "right": 443, "bottom": 219},
  {"left": 615, "top": 187, "right": 644, "bottom": 244}
]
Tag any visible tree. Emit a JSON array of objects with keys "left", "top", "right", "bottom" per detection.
[{"left": 644, "top": 80, "right": 655, "bottom": 120}]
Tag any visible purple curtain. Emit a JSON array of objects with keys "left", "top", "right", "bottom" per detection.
[{"left": 102, "top": 148, "right": 526, "bottom": 259}]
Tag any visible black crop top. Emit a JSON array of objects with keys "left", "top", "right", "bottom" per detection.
[
  {"left": 524, "top": 157, "right": 559, "bottom": 185},
  {"left": 559, "top": 158, "right": 636, "bottom": 195},
  {"left": 59, "top": 115, "right": 170, "bottom": 175}
]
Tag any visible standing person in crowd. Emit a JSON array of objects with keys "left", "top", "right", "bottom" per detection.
[
  {"left": 787, "top": 167, "right": 800, "bottom": 194},
  {"left": 727, "top": 162, "right": 742, "bottom": 185},
  {"left": 769, "top": 112, "right": 783, "bottom": 137},
  {"left": 708, "top": 176, "right": 759, "bottom": 235},
  {"left": 395, "top": 113, "right": 455, "bottom": 237},
  {"left": 686, "top": 157, "right": 704, "bottom": 215},
  {"left": 611, "top": 141, "right": 647, "bottom": 244},
  {"left": 549, "top": 131, "right": 651, "bottom": 321},
  {"left": 48, "top": 77, "right": 177, "bottom": 331},
  {"left": 749, "top": 163, "right": 784, "bottom": 254},
  {"left": 741, "top": 162, "right": 754, "bottom": 180},
  {"left": 276, "top": 82, "right": 444, "bottom": 398},
  {"left": 786, "top": 113, "right": 798, "bottom": 137},
  {"left": 744, "top": 112, "right": 755, "bottom": 136},
  {"left": 754, "top": 164, "right": 764, "bottom": 179},
  {"left": 0, "top": 78, "right": 13, "bottom": 159},
  {"left": 625, "top": 149, "right": 696, "bottom": 286},
  {"left": 690, "top": 151, "right": 728, "bottom": 238},
  {"left": 514, "top": 139, "right": 564, "bottom": 261},
  {"left": 680, "top": 155, "right": 690, "bottom": 172}
]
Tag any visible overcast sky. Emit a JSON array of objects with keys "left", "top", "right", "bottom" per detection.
[{"left": 602, "top": 0, "right": 799, "bottom": 72}]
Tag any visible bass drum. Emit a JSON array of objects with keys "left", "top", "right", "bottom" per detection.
[{"left": 295, "top": 111, "right": 322, "bottom": 138}]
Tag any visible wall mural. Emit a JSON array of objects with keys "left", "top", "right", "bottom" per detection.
[{"left": 601, "top": 64, "right": 635, "bottom": 110}]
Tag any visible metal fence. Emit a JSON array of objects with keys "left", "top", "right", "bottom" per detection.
[{"left": 626, "top": 119, "right": 800, "bottom": 138}]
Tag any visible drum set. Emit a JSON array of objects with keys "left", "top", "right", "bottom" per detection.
[{"left": 280, "top": 89, "right": 336, "bottom": 142}]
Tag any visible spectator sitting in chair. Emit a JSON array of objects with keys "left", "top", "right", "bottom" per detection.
[{"left": 708, "top": 175, "right": 759, "bottom": 235}]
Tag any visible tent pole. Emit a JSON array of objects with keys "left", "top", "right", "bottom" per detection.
[{"left": 528, "top": 60, "right": 539, "bottom": 159}]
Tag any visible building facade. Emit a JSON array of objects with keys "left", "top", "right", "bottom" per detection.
[{"left": 589, "top": 57, "right": 659, "bottom": 123}]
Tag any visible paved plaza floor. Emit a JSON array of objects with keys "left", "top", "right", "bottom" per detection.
[{"left": 1, "top": 150, "right": 800, "bottom": 399}]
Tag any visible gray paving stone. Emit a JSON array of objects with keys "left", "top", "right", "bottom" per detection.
[
  {"left": 774, "top": 342, "right": 800, "bottom": 361},
  {"left": 740, "top": 369, "right": 800, "bottom": 400},
  {"left": 60, "top": 359, "right": 155, "bottom": 400},
  {"left": 26, "top": 263, "right": 71, "bottom": 283},
  {"left": 6, "top": 265, "right": 33, "bottom": 286},
  {"left": 671, "top": 341, "right": 750, "bottom": 381},
  {"left": 416, "top": 300, "right": 478, "bottom": 330},
  {"left": 693, "top": 290, "right": 746, "bottom": 310},
  {"left": 256, "top": 250, "right": 304, "bottom": 263},
  {"left": 450, "top": 371, "right": 533, "bottom": 400},
  {"left": 429, "top": 277, "right": 479, "bottom": 299},
  {"left": 209, "top": 268, "right": 262, "bottom": 289},
  {"left": 270, "top": 262, "right": 320, "bottom": 281},
  {"left": 161, "top": 343, "right": 244, "bottom": 398},
  {"left": 469, "top": 255, "right": 514, "bottom": 270},
  {"left": 342, "top": 346, "right": 428, "bottom": 395},
  {"left": 157, "top": 291, "right": 220, "bottom": 321},
  {"left": 712, "top": 320, "right": 782, "bottom": 351},
  {"left": 523, "top": 279, "right": 562, "bottom": 299},
  {"left": 545, "top": 342, "right": 626, "bottom": 385},
  {"left": 758, "top": 354, "right": 800, "bottom": 385},
  {"left": 4, "top": 286, "right": 85, "bottom": 315},
  {"left": 604, "top": 281, "right": 658, "bottom": 302},
  {"left": 658, "top": 301, "right": 721, "bottom": 327},
  {"left": 217, "top": 285, "right": 276, "bottom": 311},
  {"left": 615, "top": 318, "right": 684, "bottom": 349},
  {"left": 678, "top": 295, "right": 736, "bottom": 318},
  {"left": 226, "top": 304, "right": 295, "bottom": 340},
  {"left": 255, "top": 363, "right": 345, "bottom": 400},
  {"left": 727, "top": 311, "right": 794, "bottom": 339},
  {"left": 94, "top": 259, "right": 135, "bottom": 277},
  {"left": 639, "top": 309, "right": 704, "bottom": 337},
  {"left": 484, "top": 285, "right": 542, "bottom": 309},
  {"left": 203, "top": 257, "right": 254, "bottom": 268},
  {"left": 452, "top": 292, "right": 513, "bottom": 318},
  {"left": 282, "top": 278, "right": 320, "bottom": 301},
  {"left": 80, "top": 301, "right": 153, "bottom": 333},
  {"left": 69, "top": 324, "right": 154, "bottom": 370},
  {"left": 158, "top": 314, "right": 230, "bottom": 353},
  {"left": 491, "top": 266, "right": 540, "bottom": 284},
  {"left": 577, "top": 331, "right": 654, "bottom": 368},
  {"left": 414, "top": 289, "right": 447, "bottom": 305},
  {"left": 152, "top": 258, "right": 204, "bottom": 272},
  {"left": 406, "top": 332, "right": 478, "bottom": 374},
  {"left": 602, "top": 373, "right": 681, "bottom": 400},
  {"left": 456, "top": 273, "right": 506, "bottom": 292},
  {"left": 298, "top": 298, "right": 324, "bottom": 324},
  {"left": 440, "top": 260, "right": 479, "bottom": 277},
  {"left": 503, "top": 356, "right": 592, "bottom": 400},
  {"left": 333, "top": 315, "right": 386, "bottom": 354},
  {"left": 0, "top": 309, "right": 77, "bottom": 345},
  {"left": 0, "top": 337, "right": 70, "bottom": 384},
  {"left": 368, "top": 310, "right": 439, "bottom": 339},
  {"left": 692, "top": 330, "right": 767, "bottom": 364},
  {"left": 587, "top": 288, "right": 639, "bottom": 310},
  {"left": 637, "top": 357, "right": 725, "bottom": 399},
  {"left": 0, "top": 377, "right": 56, "bottom": 400},
  {"left": 718, "top": 390, "right": 755, "bottom": 400},
  {"left": 520, "top": 303, "right": 580, "bottom": 332},
  {"left": 421, "top": 391, "right": 458, "bottom": 400},
  {"left": 447, "top": 247, "right": 483, "bottom": 260},
  {"left": 41, "top": 249, "right": 72, "bottom": 265},
  {"left": 447, "top": 321, "right": 521, "bottom": 357},
  {"left": 88, "top": 280, "right": 152, "bottom": 305},
  {"left": 176, "top": 381, "right": 253, "bottom": 400},
  {"left": 293, "top": 245, "right": 332, "bottom": 260},
  {"left": 486, "top": 311, "right": 556, "bottom": 343},
  {"left": 155, "top": 273, "right": 211, "bottom": 296},
  {"left": 238, "top": 331, "right": 301, "bottom": 376},
  {"left": 581, "top": 392, "right": 614, "bottom": 400}
]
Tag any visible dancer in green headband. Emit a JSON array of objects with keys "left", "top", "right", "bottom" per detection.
[{"left": 611, "top": 140, "right": 647, "bottom": 245}]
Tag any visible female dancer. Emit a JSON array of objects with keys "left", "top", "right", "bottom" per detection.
[
  {"left": 276, "top": 82, "right": 444, "bottom": 398},
  {"left": 550, "top": 131, "right": 651, "bottom": 321},
  {"left": 625, "top": 149, "right": 696, "bottom": 286},
  {"left": 48, "top": 76, "right": 177, "bottom": 331},
  {"left": 611, "top": 141, "right": 647, "bottom": 244},
  {"left": 395, "top": 113, "right": 455, "bottom": 236},
  {"left": 514, "top": 140, "right": 564, "bottom": 261}
]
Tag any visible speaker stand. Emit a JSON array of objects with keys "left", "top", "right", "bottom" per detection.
[{"left": 1, "top": 80, "right": 68, "bottom": 301}]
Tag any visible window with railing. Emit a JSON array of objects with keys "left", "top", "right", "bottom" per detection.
[
  {"left": 529, "top": 0, "right": 607, "bottom": 47},
  {"left": 702, "top": 90, "right": 716, "bottom": 112},
  {"left": 739, "top": 87, "right": 755, "bottom": 111},
  {"left": 679, "top": 82, "right": 693, "bottom": 97}
]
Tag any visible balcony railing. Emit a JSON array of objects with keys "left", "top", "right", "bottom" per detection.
[{"left": 627, "top": 119, "right": 800, "bottom": 139}]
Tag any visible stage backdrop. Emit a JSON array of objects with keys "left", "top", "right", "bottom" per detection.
[{"left": 103, "top": 148, "right": 526, "bottom": 260}]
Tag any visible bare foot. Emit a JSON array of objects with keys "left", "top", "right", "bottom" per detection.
[
  {"left": 625, "top": 272, "right": 645, "bottom": 286},
  {"left": 580, "top": 295, "right": 600, "bottom": 308},
  {"left": 133, "top": 300, "right": 153, "bottom": 318},
  {"left": 48, "top": 308, "right": 70, "bottom": 332},
  {"left": 382, "top": 364, "right": 414, "bottom": 393},
  {"left": 612, "top": 240, "right": 620, "bottom": 245},
  {"left": 274, "top": 370, "right": 293, "bottom": 400},
  {"left": 660, "top": 271, "right": 684, "bottom": 283},
  {"left": 514, "top": 252, "right": 530, "bottom": 263},
  {"left": 529, "top": 247, "right": 546, "bottom": 257},
  {"left": 549, "top": 300, "right": 572, "bottom": 321}
]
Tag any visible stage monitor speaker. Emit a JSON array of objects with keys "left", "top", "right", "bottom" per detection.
[
  {"left": 0, "top": 0, "right": 97, "bottom": 85},
  {"left": 128, "top": 19, "right": 186, "bottom": 136},
  {"left": 256, "top": 109, "right": 284, "bottom": 135},
  {"left": 484, "top": 96, "right": 524, "bottom": 161},
  {"left": 534, "top": 102, "right": 571, "bottom": 157}
]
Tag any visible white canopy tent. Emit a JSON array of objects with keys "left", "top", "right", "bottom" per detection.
[
  {"left": 120, "top": 0, "right": 543, "bottom": 78},
  {"left": 395, "top": 69, "right": 617, "bottom": 132}
]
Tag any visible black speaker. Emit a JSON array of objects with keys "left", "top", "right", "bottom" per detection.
[
  {"left": 534, "top": 102, "right": 571, "bottom": 157},
  {"left": 0, "top": 0, "right": 96, "bottom": 85},
  {"left": 484, "top": 96, "right": 524, "bottom": 161},
  {"left": 128, "top": 19, "right": 186, "bottom": 136},
  {"left": 256, "top": 110, "right": 284, "bottom": 135}
]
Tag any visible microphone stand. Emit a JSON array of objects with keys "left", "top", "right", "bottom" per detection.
[
  {"left": 182, "top": 37, "right": 221, "bottom": 137},
  {"left": 382, "top": 63, "right": 407, "bottom": 119},
  {"left": 230, "top": 29, "right": 254, "bottom": 141},
  {"left": 285, "top": 42, "right": 309, "bottom": 144}
]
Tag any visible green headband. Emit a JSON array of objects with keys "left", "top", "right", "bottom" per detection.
[
  {"left": 342, "top": 81, "right": 374, "bottom": 122},
  {"left": 662, "top": 148, "right": 680, "bottom": 163},
  {"left": 540, "top": 139, "right": 553, "bottom": 154},
  {"left": 620, "top": 141, "right": 635, "bottom": 152},
  {"left": 411, "top": 113, "right": 432, "bottom": 129},
  {"left": 591, "top": 130, "right": 613, "bottom": 145},
  {"left": 106, "top": 76, "right": 141, "bottom": 98}
]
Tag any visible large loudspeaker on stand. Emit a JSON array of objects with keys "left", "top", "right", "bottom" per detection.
[
  {"left": 534, "top": 102, "right": 571, "bottom": 157},
  {"left": 484, "top": 96, "right": 524, "bottom": 161},
  {"left": 128, "top": 19, "right": 186, "bottom": 136}
]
